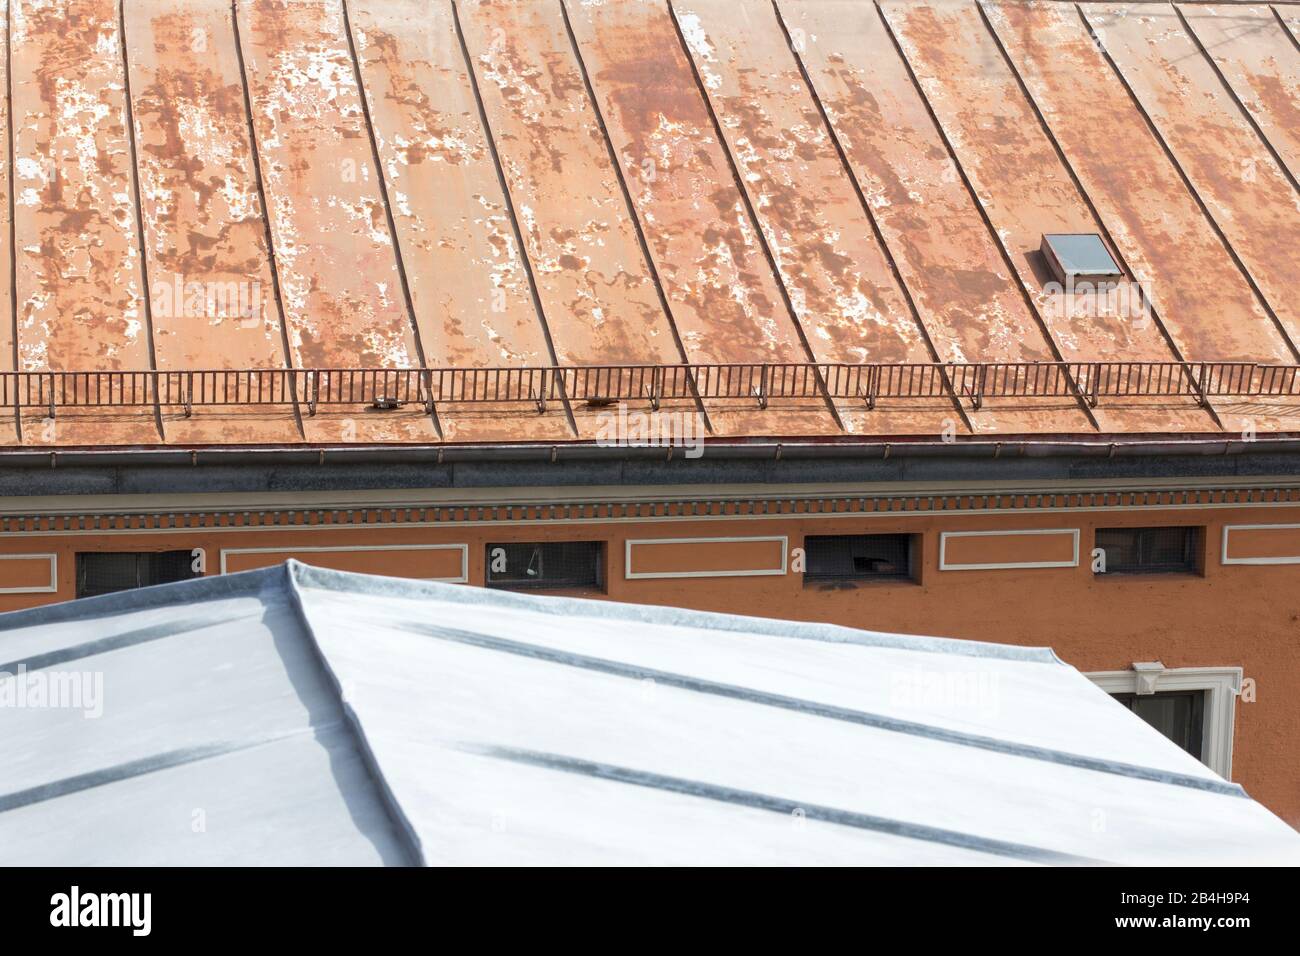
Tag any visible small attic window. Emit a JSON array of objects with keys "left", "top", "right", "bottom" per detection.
[{"left": 1040, "top": 233, "right": 1122, "bottom": 285}]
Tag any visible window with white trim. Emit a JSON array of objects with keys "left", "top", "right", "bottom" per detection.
[{"left": 1087, "top": 665, "right": 1240, "bottom": 779}]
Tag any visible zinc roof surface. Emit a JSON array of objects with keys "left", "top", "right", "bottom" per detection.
[{"left": 4, "top": 560, "right": 1299, "bottom": 864}]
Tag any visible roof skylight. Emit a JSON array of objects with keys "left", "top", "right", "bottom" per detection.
[{"left": 1040, "top": 233, "right": 1123, "bottom": 285}]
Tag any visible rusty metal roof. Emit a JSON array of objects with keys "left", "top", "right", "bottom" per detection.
[{"left": 2, "top": 0, "right": 1299, "bottom": 449}]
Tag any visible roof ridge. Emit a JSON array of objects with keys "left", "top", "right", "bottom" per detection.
[
  {"left": 283, "top": 560, "right": 426, "bottom": 866},
  {"left": 288, "top": 560, "right": 1063, "bottom": 664}
]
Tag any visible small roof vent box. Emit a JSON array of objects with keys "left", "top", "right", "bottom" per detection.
[{"left": 1040, "top": 233, "right": 1123, "bottom": 285}]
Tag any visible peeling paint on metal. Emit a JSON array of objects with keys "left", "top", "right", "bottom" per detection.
[
  {"left": 877, "top": 0, "right": 1212, "bottom": 434},
  {"left": 985, "top": 0, "right": 1300, "bottom": 431},
  {"left": 125, "top": 0, "right": 298, "bottom": 444},
  {"left": 779, "top": 0, "right": 1089, "bottom": 435},
  {"left": 672, "top": 0, "right": 965, "bottom": 436},
  {"left": 1179, "top": 4, "right": 1300, "bottom": 189},
  {"left": 1085, "top": 3, "right": 1300, "bottom": 350},
  {"left": 236, "top": 0, "right": 435, "bottom": 442},
  {"left": 457, "top": 0, "right": 678, "bottom": 367},
  {"left": 348, "top": 0, "right": 572, "bottom": 442},
  {"left": 11, "top": 0, "right": 161, "bottom": 444},
  {"left": 566, "top": 0, "right": 841, "bottom": 436}
]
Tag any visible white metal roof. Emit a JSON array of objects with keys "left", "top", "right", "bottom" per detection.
[{"left": 1, "top": 561, "right": 1296, "bottom": 865}]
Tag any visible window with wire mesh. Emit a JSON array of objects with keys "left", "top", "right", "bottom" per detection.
[
  {"left": 803, "top": 534, "right": 914, "bottom": 583},
  {"left": 485, "top": 541, "right": 604, "bottom": 591},
  {"left": 1095, "top": 526, "right": 1200, "bottom": 575},
  {"left": 76, "top": 551, "right": 200, "bottom": 599}
]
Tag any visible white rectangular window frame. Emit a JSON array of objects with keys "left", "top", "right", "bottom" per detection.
[{"left": 1087, "top": 666, "right": 1241, "bottom": 780}]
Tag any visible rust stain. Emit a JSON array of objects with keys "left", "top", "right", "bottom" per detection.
[
  {"left": 458, "top": 0, "right": 707, "bottom": 439},
  {"left": 1085, "top": 3, "right": 1300, "bottom": 351},
  {"left": 778, "top": 0, "right": 1088, "bottom": 435},
  {"left": 567, "top": 0, "right": 841, "bottom": 436},
  {"left": 879, "top": 0, "right": 1212, "bottom": 434},
  {"left": 0, "top": 0, "right": 16, "bottom": 445},
  {"left": 348, "top": 0, "right": 571, "bottom": 442},
  {"left": 1180, "top": 4, "right": 1300, "bottom": 188},
  {"left": 672, "top": 0, "right": 964, "bottom": 436},
  {"left": 236, "top": 0, "right": 435, "bottom": 442},
  {"left": 457, "top": 0, "right": 679, "bottom": 368},
  {"left": 986, "top": 0, "right": 1298, "bottom": 430},
  {"left": 125, "top": 0, "right": 298, "bottom": 444},
  {"left": 4, "top": 0, "right": 1300, "bottom": 447},
  {"left": 11, "top": 0, "right": 160, "bottom": 444}
]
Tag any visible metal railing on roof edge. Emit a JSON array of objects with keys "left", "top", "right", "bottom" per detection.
[{"left": 1, "top": 362, "right": 1298, "bottom": 416}]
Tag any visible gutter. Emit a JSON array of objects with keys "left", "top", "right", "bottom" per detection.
[{"left": 3, "top": 435, "right": 1300, "bottom": 468}]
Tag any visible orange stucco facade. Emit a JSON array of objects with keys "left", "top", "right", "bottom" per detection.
[{"left": 2, "top": 480, "right": 1297, "bottom": 824}]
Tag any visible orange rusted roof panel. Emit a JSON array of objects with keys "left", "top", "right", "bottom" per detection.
[
  {"left": 566, "top": 0, "right": 841, "bottom": 436},
  {"left": 236, "top": 0, "right": 435, "bottom": 443},
  {"left": 1, "top": 0, "right": 1299, "bottom": 449},
  {"left": 984, "top": 0, "right": 1300, "bottom": 432},
  {"left": 1086, "top": 3, "right": 1300, "bottom": 350},
  {"left": 1180, "top": 5, "right": 1300, "bottom": 191},
  {"left": 0, "top": 0, "right": 15, "bottom": 446},
  {"left": 457, "top": 0, "right": 678, "bottom": 368},
  {"left": 875, "top": 0, "right": 1212, "bottom": 434},
  {"left": 778, "top": 0, "right": 1093, "bottom": 436},
  {"left": 671, "top": 0, "right": 965, "bottom": 436},
  {"left": 347, "top": 0, "right": 572, "bottom": 442},
  {"left": 457, "top": 0, "right": 712, "bottom": 440},
  {"left": 124, "top": 0, "right": 299, "bottom": 445},
  {"left": 12, "top": 0, "right": 160, "bottom": 445}
]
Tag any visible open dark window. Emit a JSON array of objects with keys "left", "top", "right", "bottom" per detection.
[
  {"left": 76, "top": 551, "right": 200, "bottom": 598},
  {"left": 1111, "top": 690, "right": 1205, "bottom": 761},
  {"left": 804, "top": 534, "right": 915, "bottom": 583},
  {"left": 1095, "top": 526, "right": 1200, "bottom": 575},
  {"left": 486, "top": 541, "right": 604, "bottom": 592}
]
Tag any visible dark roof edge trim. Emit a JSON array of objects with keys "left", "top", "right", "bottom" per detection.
[{"left": 4, "top": 435, "right": 1300, "bottom": 468}]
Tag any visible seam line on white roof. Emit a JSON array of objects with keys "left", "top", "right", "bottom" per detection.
[
  {"left": 395, "top": 619, "right": 1244, "bottom": 798},
  {"left": 462, "top": 743, "right": 1105, "bottom": 865},
  {"left": 0, "top": 724, "right": 346, "bottom": 815},
  {"left": 0, "top": 607, "right": 270, "bottom": 673}
]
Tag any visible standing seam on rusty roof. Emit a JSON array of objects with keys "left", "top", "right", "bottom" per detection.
[
  {"left": 338, "top": 0, "right": 435, "bottom": 439},
  {"left": 1274, "top": 4, "right": 1300, "bottom": 50},
  {"left": 230, "top": 0, "right": 304, "bottom": 440},
  {"left": 872, "top": 0, "right": 1099, "bottom": 434},
  {"left": 447, "top": 0, "right": 577, "bottom": 438},
  {"left": 558, "top": 0, "right": 716, "bottom": 435},
  {"left": 1076, "top": 2, "right": 1300, "bottom": 366},
  {"left": 770, "top": 0, "right": 973, "bottom": 435},
  {"left": 1094, "top": 3, "right": 1300, "bottom": 368},
  {"left": 973, "top": 0, "right": 1226, "bottom": 430},
  {"left": 678, "top": 0, "right": 848, "bottom": 434},
  {"left": 4, "top": 0, "right": 18, "bottom": 442},
  {"left": 664, "top": 0, "right": 849, "bottom": 434},
  {"left": 1177, "top": 5, "right": 1300, "bottom": 201},
  {"left": 116, "top": 0, "right": 165, "bottom": 441}
]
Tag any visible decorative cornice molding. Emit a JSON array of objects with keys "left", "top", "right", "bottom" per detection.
[{"left": 2, "top": 484, "right": 1299, "bottom": 536}]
